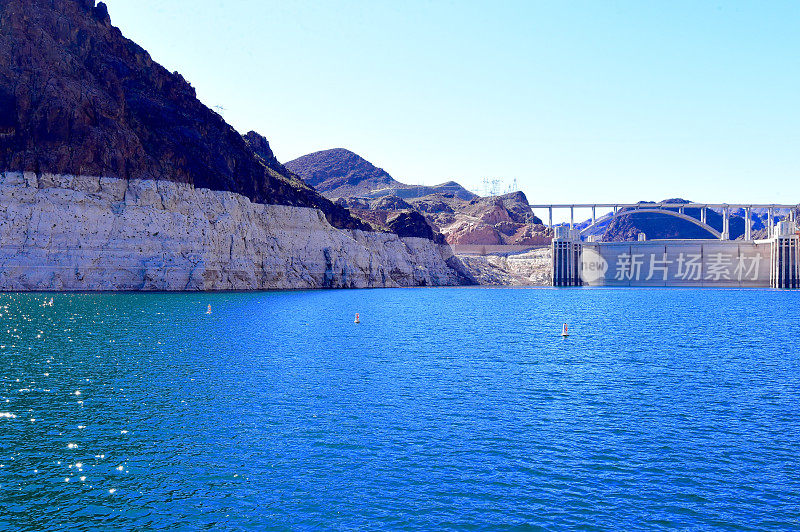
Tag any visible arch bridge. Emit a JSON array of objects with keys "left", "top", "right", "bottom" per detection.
[{"left": 529, "top": 203, "right": 799, "bottom": 241}]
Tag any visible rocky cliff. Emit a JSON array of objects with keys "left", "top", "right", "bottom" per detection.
[
  {"left": 0, "top": 172, "right": 468, "bottom": 289},
  {"left": 341, "top": 190, "right": 550, "bottom": 247},
  {"left": 0, "top": 0, "right": 370, "bottom": 231},
  {"left": 0, "top": 0, "right": 470, "bottom": 289},
  {"left": 412, "top": 191, "right": 548, "bottom": 246}
]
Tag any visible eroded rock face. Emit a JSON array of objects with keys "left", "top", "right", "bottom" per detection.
[
  {"left": 413, "top": 199, "right": 454, "bottom": 214},
  {"left": 409, "top": 192, "right": 549, "bottom": 246},
  {"left": 456, "top": 249, "right": 552, "bottom": 286},
  {"left": 446, "top": 222, "right": 503, "bottom": 245},
  {"left": 243, "top": 131, "right": 281, "bottom": 170},
  {"left": 372, "top": 195, "right": 412, "bottom": 211},
  {"left": 386, "top": 211, "right": 436, "bottom": 241},
  {"left": 0, "top": 173, "right": 470, "bottom": 290},
  {"left": 480, "top": 204, "right": 514, "bottom": 225},
  {"left": 0, "top": 0, "right": 367, "bottom": 231},
  {"left": 335, "top": 197, "right": 371, "bottom": 211}
]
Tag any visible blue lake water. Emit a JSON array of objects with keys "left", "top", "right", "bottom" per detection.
[{"left": 1, "top": 287, "right": 799, "bottom": 530}]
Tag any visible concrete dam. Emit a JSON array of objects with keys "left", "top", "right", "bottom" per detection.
[{"left": 543, "top": 203, "right": 800, "bottom": 289}]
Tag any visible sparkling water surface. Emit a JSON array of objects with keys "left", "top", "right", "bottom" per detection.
[{"left": 1, "top": 288, "right": 799, "bottom": 530}]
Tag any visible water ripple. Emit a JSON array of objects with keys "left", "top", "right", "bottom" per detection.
[{"left": 0, "top": 288, "right": 799, "bottom": 530}]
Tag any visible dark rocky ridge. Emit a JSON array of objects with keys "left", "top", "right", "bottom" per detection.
[
  {"left": 285, "top": 148, "right": 477, "bottom": 201},
  {"left": 287, "top": 148, "right": 399, "bottom": 194},
  {"left": 345, "top": 206, "right": 447, "bottom": 245},
  {"left": 0, "top": 0, "right": 369, "bottom": 231},
  {"left": 386, "top": 211, "right": 438, "bottom": 242}
]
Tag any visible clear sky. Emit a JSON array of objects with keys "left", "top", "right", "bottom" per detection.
[{"left": 106, "top": 0, "right": 798, "bottom": 205}]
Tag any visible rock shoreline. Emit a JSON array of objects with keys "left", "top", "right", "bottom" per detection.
[
  {"left": 0, "top": 173, "right": 468, "bottom": 291},
  {"left": 456, "top": 248, "right": 553, "bottom": 286}
]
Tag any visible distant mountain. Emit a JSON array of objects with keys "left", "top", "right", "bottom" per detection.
[
  {"left": 285, "top": 148, "right": 552, "bottom": 246},
  {"left": 284, "top": 148, "right": 477, "bottom": 201}
]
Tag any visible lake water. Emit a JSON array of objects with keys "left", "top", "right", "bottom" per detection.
[{"left": 1, "top": 288, "right": 799, "bottom": 530}]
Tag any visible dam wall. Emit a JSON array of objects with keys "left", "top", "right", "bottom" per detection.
[{"left": 552, "top": 223, "right": 799, "bottom": 288}]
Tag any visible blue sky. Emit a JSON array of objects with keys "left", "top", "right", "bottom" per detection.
[{"left": 107, "top": 1, "right": 798, "bottom": 206}]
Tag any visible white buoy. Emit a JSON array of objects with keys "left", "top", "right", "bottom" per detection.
[
  {"left": 354, "top": 313, "right": 360, "bottom": 324},
  {"left": 561, "top": 323, "right": 569, "bottom": 337},
  {"left": 206, "top": 304, "right": 212, "bottom": 315}
]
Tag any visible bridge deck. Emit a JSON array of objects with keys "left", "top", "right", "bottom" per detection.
[{"left": 529, "top": 203, "right": 798, "bottom": 209}]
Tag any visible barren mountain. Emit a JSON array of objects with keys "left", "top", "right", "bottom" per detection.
[
  {"left": 285, "top": 148, "right": 477, "bottom": 201},
  {"left": 289, "top": 149, "right": 550, "bottom": 246}
]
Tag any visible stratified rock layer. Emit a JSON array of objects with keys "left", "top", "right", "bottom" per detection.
[
  {"left": 456, "top": 249, "right": 552, "bottom": 286},
  {"left": 0, "top": 173, "right": 467, "bottom": 290}
]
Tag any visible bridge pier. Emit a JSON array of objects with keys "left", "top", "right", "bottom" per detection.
[
  {"left": 721, "top": 206, "right": 730, "bottom": 240},
  {"left": 552, "top": 226, "right": 582, "bottom": 287},
  {"left": 771, "top": 221, "right": 799, "bottom": 289},
  {"left": 745, "top": 206, "right": 752, "bottom": 240}
]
